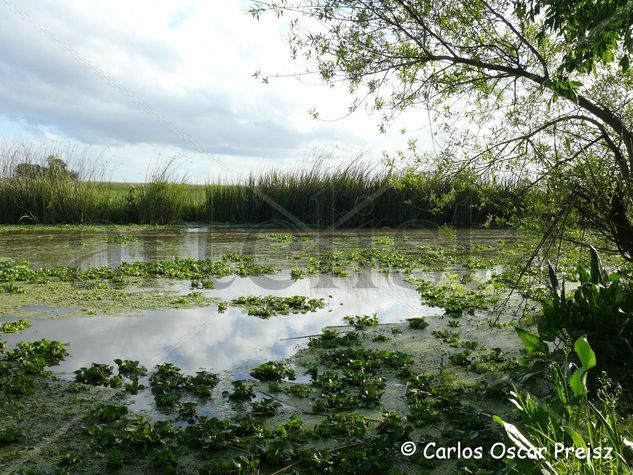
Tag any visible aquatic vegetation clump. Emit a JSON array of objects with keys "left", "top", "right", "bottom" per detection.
[
  {"left": 0, "top": 426, "right": 20, "bottom": 444},
  {"left": 251, "top": 398, "right": 282, "bottom": 417},
  {"left": 231, "top": 295, "right": 325, "bottom": 318},
  {"left": 74, "top": 359, "right": 148, "bottom": 393},
  {"left": 290, "top": 268, "right": 305, "bottom": 280},
  {"left": 432, "top": 329, "right": 461, "bottom": 344},
  {"left": 285, "top": 384, "right": 311, "bottom": 398},
  {"left": 325, "top": 347, "right": 414, "bottom": 371},
  {"left": 103, "top": 234, "right": 139, "bottom": 244},
  {"left": 308, "top": 328, "right": 361, "bottom": 348},
  {"left": 408, "top": 277, "right": 495, "bottom": 315},
  {"left": 91, "top": 403, "right": 129, "bottom": 423},
  {"left": 449, "top": 349, "right": 472, "bottom": 366},
  {"left": 406, "top": 317, "right": 428, "bottom": 329},
  {"left": 314, "top": 413, "right": 369, "bottom": 438},
  {"left": 74, "top": 363, "right": 122, "bottom": 388},
  {"left": 0, "top": 282, "right": 25, "bottom": 294},
  {"left": 250, "top": 361, "right": 296, "bottom": 381},
  {"left": 190, "top": 279, "right": 214, "bottom": 289},
  {"left": 115, "top": 255, "right": 277, "bottom": 280},
  {"left": 0, "top": 319, "right": 31, "bottom": 334},
  {"left": 266, "top": 233, "right": 307, "bottom": 243},
  {"left": 228, "top": 380, "right": 256, "bottom": 401},
  {"left": 0, "top": 255, "right": 277, "bottom": 286},
  {"left": 343, "top": 313, "right": 379, "bottom": 328},
  {"left": 7, "top": 339, "right": 68, "bottom": 367},
  {"left": 312, "top": 371, "right": 383, "bottom": 411},
  {"left": 149, "top": 363, "right": 219, "bottom": 409},
  {"left": 308, "top": 347, "right": 414, "bottom": 411},
  {"left": 0, "top": 338, "right": 69, "bottom": 397},
  {"left": 0, "top": 259, "right": 40, "bottom": 283},
  {"left": 115, "top": 358, "right": 148, "bottom": 380}
]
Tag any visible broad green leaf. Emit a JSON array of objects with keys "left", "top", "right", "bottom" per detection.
[
  {"left": 516, "top": 328, "right": 549, "bottom": 354},
  {"left": 564, "top": 426, "right": 587, "bottom": 449},
  {"left": 574, "top": 336, "right": 596, "bottom": 370}
]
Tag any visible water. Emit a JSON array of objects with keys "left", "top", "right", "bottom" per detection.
[
  {"left": 2, "top": 272, "right": 433, "bottom": 375},
  {"left": 0, "top": 227, "right": 516, "bottom": 269},
  {"left": 0, "top": 227, "right": 513, "bottom": 415}
]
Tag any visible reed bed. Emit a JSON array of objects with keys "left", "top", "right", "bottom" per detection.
[
  {"left": 0, "top": 145, "right": 525, "bottom": 226},
  {"left": 202, "top": 161, "right": 524, "bottom": 227}
]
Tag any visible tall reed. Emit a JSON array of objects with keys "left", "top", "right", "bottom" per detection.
[
  {"left": 0, "top": 146, "right": 525, "bottom": 226},
  {"left": 124, "top": 158, "right": 191, "bottom": 224},
  {"left": 0, "top": 144, "right": 116, "bottom": 224},
  {"left": 202, "top": 160, "right": 523, "bottom": 227}
]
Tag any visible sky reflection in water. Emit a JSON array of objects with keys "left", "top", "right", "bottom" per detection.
[{"left": 3, "top": 272, "right": 436, "bottom": 380}]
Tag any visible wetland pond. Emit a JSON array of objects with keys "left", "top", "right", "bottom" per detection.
[{"left": 0, "top": 227, "right": 526, "bottom": 474}]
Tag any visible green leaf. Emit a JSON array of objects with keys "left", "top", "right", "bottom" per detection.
[
  {"left": 516, "top": 328, "right": 549, "bottom": 354},
  {"left": 564, "top": 426, "right": 587, "bottom": 448},
  {"left": 569, "top": 368, "right": 586, "bottom": 397},
  {"left": 574, "top": 336, "right": 596, "bottom": 370},
  {"left": 493, "top": 416, "right": 551, "bottom": 466},
  {"left": 578, "top": 264, "right": 590, "bottom": 283},
  {"left": 589, "top": 246, "right": 603, "bottom": 284}
]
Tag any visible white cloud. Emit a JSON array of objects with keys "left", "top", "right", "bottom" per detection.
[{"left": 0, "top": 0, "right": 434, "bottom": 182}]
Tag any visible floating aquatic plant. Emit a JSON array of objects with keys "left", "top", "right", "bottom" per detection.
[
  {"left": 343, "top": 313, "right": 379, "bottom": 329},
  {"left": 406, "top": 317, "right": 429, "bottom": 329},
  {"left": 231, "top": 295, "right": 325, "bottom": 318},
  {"left": 0, "top": 319, "right": 31, "bottom": 334},
  {"left": 103, "top": 234, "right": 138, "bottom": 244},
  {"left": 250, "top": 361, "right": 296, "bottom": 381}
]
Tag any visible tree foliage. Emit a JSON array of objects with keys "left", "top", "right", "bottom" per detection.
[
  {"left": 14, "top": 156, "right": 79, "bottom": 180},
  {"left": 522, "top": 0, "right": 633, "bottom": 74},
  {"left": 252, "top": 0, "right": 633, "bottom": 259}
]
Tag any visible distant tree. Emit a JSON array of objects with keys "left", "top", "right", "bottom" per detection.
[
  {"left": 14, "top": 156, "right": 79, "bottom": 180},
  {"left": 14, "top": 163, "right": 45, "bottom": 179},
  {"left": 46, "top": 155, "right": 79, "bottom": 179},
  {"left": 252, "top": 0, "right": 633, "bottom": 259}
]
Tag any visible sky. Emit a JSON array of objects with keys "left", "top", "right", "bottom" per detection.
[{"left": 0, "top": 0, "right": 433, "bottom": 183}]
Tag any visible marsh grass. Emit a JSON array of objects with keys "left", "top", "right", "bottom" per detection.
[
  {"left": 0, "top": 145, "right": 524, "bottom": 226},
  {"left": 0, "top": 144, "right": 116, "bottom": 224},
  {"left": 202, "top": 160, "right": 523, "bottom": 226}
]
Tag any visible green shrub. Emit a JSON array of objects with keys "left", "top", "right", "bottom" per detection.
[{"left": 538, "top": 246, "right": 633, "bottom": 360}]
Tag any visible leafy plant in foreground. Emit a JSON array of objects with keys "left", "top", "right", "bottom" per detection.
[{"left": 495, "top": 337, "right": 633, "bottom": 474}]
